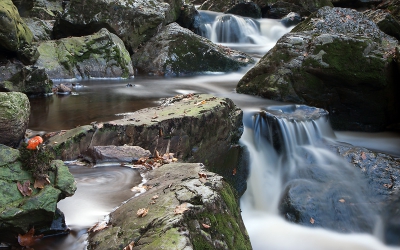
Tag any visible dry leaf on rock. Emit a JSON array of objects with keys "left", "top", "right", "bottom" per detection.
[
  {"left": 17, "top": 180, "right": 33, "bottom": 196},
  {"left": 34, "top": 176, "right": 51, "bottom": 189},
  {"left": 194, "top": 100, "right": 206, "bottom": 106},
  {"left": 152, "top": 195, "right": 159, "bottom": 200},
  {"left": 310, "top": 217, "right": 315, "bottom": 224},
  {"left": 174, "top": 203, "right": 189, "bottom": 214},
  {"left": 339, "top": 199, "right": 345, "bottom": 203},
  {"left": 18, "top": 227, "right": 43, "bottom": 247},
  {"left": 123, "top": 241, "right": 135, "bottom": 250},
  {"left": 88, "top": 221, "right": 108, "bottom": 233},
  {"left": 198, "top": 173, "right": 207, "bottom": 179},
  {"left": 202, "top": 223, "right": 211, "bottom": 229},
  {"left": 232, "top": 168, "right": 237, "bottom": 176},
  {"left": 361, "top": 152, "right": 367, "bottom": 160},
  {"left": 137, "top": 208, "right": 149, "bottom": 217}
]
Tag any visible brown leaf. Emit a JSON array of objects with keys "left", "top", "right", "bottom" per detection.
[
  {"left": 152, "top": 195, "right": 159, "bottom": 200},
  {"left": 154, "top": 150, "right": 161, "bottom": 159},
  {"left": 123, "top": 241, "right": 135, "bottom": 250},
  {"left": 34, "top": 177, "right": 51, "bottom": 189},
  {"left": 232, "top": 168, "right": 237, "bottom": 176},
  {"left": 18, "top": 227, "right": 43, "bottom": 247},
  {"left": 17, "top": 180, "right": 33, "bottom": 196},
  {"left": 361, "top": 152, "right": 367, "bottom": 160},
  {"left": 198, "top": 173, "right": 207, "bottom": 179},
  {"left": 202, "top": 223, "right": 211, "bottom": 229},
  {"left": 339, "top": 199, "right": 345, "bottom": 203},
  {"left": 194, "top": 100, "right": 206, "bottom": 106},
  {"left": 310, "top": 217, "right": 315, "bottom": 224},
  {"left": 137, "top": 208, "right": 149, "bottom": 217},
  {"left": 174, "top": 203, "right": 189, "bottom": 214},
  {"left": 88, "top": 222, "right": 108, "bottom": 233}
]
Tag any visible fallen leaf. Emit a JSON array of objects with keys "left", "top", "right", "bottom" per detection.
[
  {"left": 18, "top": 227, "right": 43, "bottom": 247},
  {"left": 339, "top": 199, "right": 345, "bottom": 203},
  {"left": 137, "top": 208, "right": 149, "bottom": 217},
  {"left": 123, "top": 241, "right": 135, "bottom": 250},
  {"left": 154, "top": 150, "right": 161, "bottom": 159},
  {"left": 310, "top": 217, "right": 315, "bottom": 224},
  {"left": 198, "top": 173, "right": 207, "bottom": 179},
  {"left": 26, "top": 136, "right": 43, "bottom": 150},
  {"left": 88, "top": 221, "right": 108, "bottom": 233},
  {"left": 384, "top": 183, "right": 393, "bottom": 189},
  {"left": 17, "top": 180, "right": 33, "bottom": 196},
  {"left": 152, "top": 195, "right": 159, "bottom": 200},
  {"left": 232, "top": 168, "right": 237, "bottom": 176},
  {"left": 174, "top": 203, "right": 189, "bottom": 214},
  {"left": 34, "top": 176, "right": 51, "bottom": 189},
  {"left": 361, "top": 152, "right": 367, "bottom": 160},
  {"left": 202, "top": 223, "right": 211, "bottom": 229},
  {"left": 194, "top": 100, "right": 206, "bottom": 106}
]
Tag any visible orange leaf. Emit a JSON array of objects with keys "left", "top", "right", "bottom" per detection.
[
  {"left": 232, "top": 168, "right": 237, "bottom": 176},
  {"left": 198, "top": 173, "right": 207, "bottom": 179},
  {"left": 34, "top": 177, "right": 51, "bottom": 189},
  {"left": 26, "top": 136, "right": 43, "bottom": 150},
  {"left": 18, "top": 227, "right": 43, "bottom": 247},
  {"left": 310, "top": 217, "right": 315, "bottom": 224},
  {"left": 17, "top": 180, "right": 33, "bottom": 196},
  {"left": 174, "top": 203, "right": 189, "bottom": 214},
  {"left": 361, "top": 152, "right": 367, "bottom": 160},
  {"left": 339, "top": 199, "right": 345, "bottom": 203},
  {"left": 202, "top": 223, "right": 211, "bottom": 229},
  {"left": 123, "top": 241, "right": 135, "bottom": 250},
  {"left": 137, "top": 208, "right": 149, "bottom": 217}
]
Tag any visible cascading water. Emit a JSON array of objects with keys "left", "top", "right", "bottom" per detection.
[{"left": 240, "top": 105, "right": 398, "bottom": 250}]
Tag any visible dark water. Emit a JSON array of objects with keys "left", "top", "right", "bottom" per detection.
[{"left": 25, "top": 12, "right": 400, "bottom": 250}]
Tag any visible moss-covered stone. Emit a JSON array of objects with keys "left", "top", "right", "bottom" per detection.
[
  {"left": 3, "top": 65, "right": 53, "bottom": 94},
  {"left": 35, "top": 28, "right": 133, "bottom": 79}
]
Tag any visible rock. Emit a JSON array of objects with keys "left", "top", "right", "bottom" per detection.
[
  {"left": 364, "top": 9, "right": 400, "bottom": 41},
  {"left": 12, "top": 0, "right": 64, "bottom": 19},
  {"left": 52, "top": 0, "right": 183, "bottom": 53},
  {"left": 132, "top": 23, "right": 254, "bottom": 76},
  {"left": 237, "top": 7, "right": 400, "bottom": 132},
  {"left": 280, "top": 12, "right": 302, "bottom": 27},
  {"left": 176, "top": 4, "right": 202, "bottom": 33},
  {"left": 377, "top": 0, "right": 400, "bottom": 23},
  {"left": 0, "top": 144, "right": 77, "bottom": 244},
  {"left": 54, "top": 83, "right": 71, "bottom": 94},
  {"left": 256, "top": 0, "right": 333, "bottom": 18},
  {"left": 0, "top": 0, "right": 33, "bottom": 52},
  {"left": 382, "top": 191, "right": 400, "bottom": 246},
  {"left": 87, "top": 163, "right": 251, "bottom": 250},
  {"left": 226, "top": 2, "right": 262, "bottom": 19},
  {"left": 92, "top": 145, "right": 152, "bottom": 163},
  {"left": 45, "top": 94, "right": 246, "bottom": 194},
  {"left": 0, "top": 59, "right": 24, "bottom": 83},
  {"left": 0, "top": 92, "right": 30, "bottom": 147},
  {"left": 199, "top": 0, "right": 232, "bottom": 13},
  {"left": 23, "top": 17, "right": 54, "bottom": 42},
  {"left": 1, "top": 66, "right": 53, "bottom": 94},
  {"left": 34, "top": 28, "right": 134, "bottom": 80}
]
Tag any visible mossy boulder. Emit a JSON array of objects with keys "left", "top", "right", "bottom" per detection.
[
  {"left": 52, "top": 0, "right": 183, "bottom": 53},
  {"left": 34, "top": 28, "right": 133, "bottom": 80},
  {"left": 23, "top": 17, "right": 54, "bottom": 42},
  {"left": 0, "top": 144, "right": 76, "bottom": 244},
  {"left": 252, "top": 0, "right": 332, "bottom": 18},
  {"left": 0, "top": 92, "right": 30, "bottom": 147},
  {"left": 132, "top": 23, "right": 254, "bottom": 76},
  {"left": 45, "top": 94, "right": 247, "bottom": 195},
  {"left": 87, "top": 163, "right": 251, "bottom": 250},
  {"left": 1, "top": 65, "right": 53, "bottom": 94},
  {"left": 237, "top": 7, "right": 400, "bottom": 131},
  {"left": 0, "top": 0, "right": 33, "bottom": 52}
]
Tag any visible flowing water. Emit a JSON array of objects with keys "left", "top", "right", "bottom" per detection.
[{"left": 26, "top": 11, "right": 400, "bottom": 249}]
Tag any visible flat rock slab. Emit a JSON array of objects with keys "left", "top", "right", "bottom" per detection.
[
  {"left": 87, "top": 163, "right": 251, "bottom": 250},
  {"left": 93, "top": 145, "right": 152, "bottom": 163}
]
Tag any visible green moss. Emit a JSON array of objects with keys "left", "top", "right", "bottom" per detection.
[{"left": 18, "top": 143, "right": 55, "bottom": 180}]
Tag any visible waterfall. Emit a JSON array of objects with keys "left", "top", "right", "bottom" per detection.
[{"left": 240, "top": 105, "right": 396, "bottom": 250}]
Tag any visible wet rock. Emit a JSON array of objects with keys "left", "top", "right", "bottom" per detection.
[
  {"left": 23, "top": 18, "right": 54, "bottom": 42},
  {"left": 199, "top": 0, "right": 233, "bottom": 13},
  {"left": 364, "top": 9, "right": 400, "bottom": 41},
  {"left": 377, "top": 0, "right": 400, "bottom": 23},
  {"left": 256, "top": 0, "right": 332, "bottom": 18},
  {"left": 1, "top": 66, "right": 53, "bottom": 94},
  {"left": 281, "top": 12, "right": 302, "bottom": 27},
  {"left": 92, "top": 145, "right": 152, "bottom": 163},
  {"left": 54, "top": 83, "right": 71, "bottom": 94},
  {"left": 87, "top": 163, "right": 251, "bottom": 250},
  {"left": 0, "top": 144, "right": 76, "bottom": 244},
  {"left": 176, "top": 4, "right": 202, "bottom": 33},
  {"left": 45, "top": 94, "right": 246, "bottom": 195},
  {"left": 382, "top": 191, "right": 400, "bottom": 246},
  {"left": 237, "top": 7, "right": 400, "bottom": 132},
  {"left": 53, "top": 0, "right": 182, "bottom": 53},
  {"left": 0, "top": 92, "right": 30, "bottom": 147},
  {"left": 226, "top": 2, "right": 262, "bottom": 19},
  {"left": 0, "top": 59, "right": 24, "bottom": 83},
  {"left": 132, "top": 23, "right": 254, "bottom": 76},
  {"left": 34, "top": 28, "right": 133, "bottom": 80}
]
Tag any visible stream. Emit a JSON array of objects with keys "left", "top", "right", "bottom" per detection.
[{"left": 28, "top": 11, "right": 400, "bottom": 250}]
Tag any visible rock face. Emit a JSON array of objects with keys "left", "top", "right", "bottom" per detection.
[
  {"left": 364, "top": 9, "right": 400, "bottom": 41},
  {"left": 226, "top": 2, "right": 262, "bottom": 19},
  {"left": 1, "top": 66, "right": 53, "bottom": 94},
  {"left": 0, "top": 144, "right": 77, "bottom": 244},
  {"left": 255, "top": 0, "right": 333, "bottom": 18},
  {"left": 52, "top": 0, "right": 183, "bottom": 53},
  {"left": 0, "top": 0, "right": 33, "bottom": 52},
  {"left": 92, "top": 145, "right": 152, "bottom": 163},
  {"left": 23, "top": 18, "right": 54, "bottom": 42},
  {"left": 132, "top": 23, "right": 254, "bottom": 76},
  {"left": 0, "top": 92, "right": 30, "bottom": 147},
  {"left": 237, "top": 7, "right": 400, "bottom": 131},
  {"left": 34, "top": 28, "right": 133, "bottom": 79},
  {"left": 87, "top": 163, "right": 251, "bottom": 250},
  {"left": 45, "top": 94, "right": 247, "bottom": 195},
  {"left": 378, "top": 0, "right": 400, "bottom": 24}
]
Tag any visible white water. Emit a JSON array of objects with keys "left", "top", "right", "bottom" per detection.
[{"left": 240, "top": 109, "right": 399, "bottom": 250}]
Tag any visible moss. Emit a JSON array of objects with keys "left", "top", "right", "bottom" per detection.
[{"left": 18, "top": 143, "right": 55, "bottom": 180}]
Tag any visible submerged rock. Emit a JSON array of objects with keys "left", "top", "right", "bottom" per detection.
[
  {"left": 132, "top": 23, "right": 254, "bottom": 76},
  {"left": 87, "top": 163, "right": 251, "bottom": 250},
  {"left": 0, "top": 145, "right": 76, "bottom": 244},
  {"left": 45, "top": 94, "right": 247, "bottom": 195},
  {"left": 237, "top": 7, "right": 400, "bottom": 131},
  {"left": 0, "top": 92, "right": 30, "bottom": 147},
  {"left": 34, "top": 28, "right": 133, "bottom": 79}
]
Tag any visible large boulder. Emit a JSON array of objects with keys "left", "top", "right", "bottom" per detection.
[
  {"left": 254, "top": 0, "right": 332, "bottom": 18},
  {"left": 1, "top": 66, "right": 53, "bottom": 94},
  {"left": 0, "top": 0, "right": 33, "bottom": 52},
  {"left": 23, "top": 18, "right": 54, "bottom": 42},
  {"left": 226, "top": 2, "right": 262, "bottom": 19},
  {"left": 0, "top": 92, "right": 30, "bottom": 147},
  {"left": 132, "top": 23, "right": 254, "bottom": 76},
  {"left": 0, "top": 144, "right": 76, "bottom": 244},
  {"left": 377, "top": 0, "right": 400, "bottom": 23},
  {"left": 364, "top": 9, "right": 400, "bottom": 41},
  {"left": 45, "top": 94, "right": 247, "bottom": 195},
  {"left": 87, "top": 163, "right": 251, "bottom": 250},
  {"left": 52, "top": 0, "right": 183, "bottom": 53},
  {"left": 237, "top": 7, "right": 400, "bottom": 131},
  {"left": 34, "top": 28, "right": 133, "bottom": 80}
]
